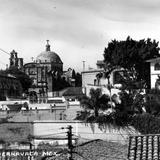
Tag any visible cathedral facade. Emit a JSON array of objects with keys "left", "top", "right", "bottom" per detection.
[{"left": 9, "top": 41, "right": 63, "bottom": 103}]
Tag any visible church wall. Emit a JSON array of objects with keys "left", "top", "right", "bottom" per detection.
[
  {"left": 47, "top": 75, "right": 53, "bottom": 93},
  {"left": 24, "top": 61, "right": 64, "bottom": 97}
]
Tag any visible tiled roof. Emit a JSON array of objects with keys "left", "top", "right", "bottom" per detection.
[
  {"left": 46, "top": 139, "right": 128, "bottom": 160},
  {"left": 62, "top": 87, "right": 84, "bottom": 96},
  {"left": 128, "top": 135, "right": 160, "bottom": 160},
  {"left": 72, "top": 139, "right": 127, "bottom": 160},
  {"left": 146, "top": 57, "right": 160, "bottom": 63}
]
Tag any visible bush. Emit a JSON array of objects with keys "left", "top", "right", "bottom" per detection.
[{"left": 131, "top": 114, "right": 160, "bottom": 134}]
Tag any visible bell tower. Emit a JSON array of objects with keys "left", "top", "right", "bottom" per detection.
[
  {"left": 9, "top": 50, "right": 23, "bottom": 69},
  {"left": 10, "top": 50, "right": 18, "bottom": 68}
]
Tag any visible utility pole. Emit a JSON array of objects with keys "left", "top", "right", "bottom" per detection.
[
  {"left": 67, "top": 125, "right": 73, "bottom": 160},
  {"left": 61, "top": 125, "right": 74, "bottom": 160}
]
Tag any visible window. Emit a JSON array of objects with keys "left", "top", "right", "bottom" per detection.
[
  {"left": 114, "top": 71, "right": 124, "bottom": 84},
  {"left": 154, "top": 63, "right": 160, "bottom": 70},
  {"left": 29, "top": 68, "right": 36, "bottom": 75}
]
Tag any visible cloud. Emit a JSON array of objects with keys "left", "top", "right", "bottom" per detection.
[
  {"left": 0, "top": 0, "right": 106, "bottom": 48},
  {"left": 61, "top": 0, "right": 160, "bottom": 23},
  {"left": 0, "top": 0, "right": 160, "bottom": 71}
]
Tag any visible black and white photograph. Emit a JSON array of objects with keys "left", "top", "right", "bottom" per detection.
[{"left": 0, "top": 0, "right": 160, "bottom": 159}]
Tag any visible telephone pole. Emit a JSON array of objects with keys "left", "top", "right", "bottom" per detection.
[
  {"left": 67, "top": 125, "right": 73, "bottom": 160},
  {"left": 61, "top": 125, "right": 74, "bottom": 160}
]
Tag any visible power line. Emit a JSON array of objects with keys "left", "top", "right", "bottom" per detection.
[
  {"left": 34, "top": 132, "right": 66, "bottom": 137},
  {"left": 0, "top": 48, "right": 10, "bottom": 56},
  {"left": 72, "top": 131, "right": 133, "bottom": 136}
]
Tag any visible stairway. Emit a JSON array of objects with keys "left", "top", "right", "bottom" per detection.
[{"left": 64, "top": 105, "right": 82, "bottom": 120}]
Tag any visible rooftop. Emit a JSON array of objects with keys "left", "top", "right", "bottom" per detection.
[
  {"left": 46, "top": 139, "right": 128, "bottom": 160},
  {"left": 146, "top": 57, "right": 160, "bottom": 63},
  {"left": 128, "top": 134, "right": 160, "bottom": 160},
  {"left": 73, "top": 139, "right": 127, "bottom": 160},
  {"left": 62, "top": 87, "right": 84, "bottom": 96}
]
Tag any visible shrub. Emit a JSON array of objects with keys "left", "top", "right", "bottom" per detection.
[{"left": 131, "top": 114, "right": 160, "bottom": 134}]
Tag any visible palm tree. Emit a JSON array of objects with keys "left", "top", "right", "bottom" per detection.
[
  {"left": 80, "top": 88, "right": 110, "bottom": 118},
  {"left": 96, "top": 69, "right": 113, "bottom": 109},
  {"left": 78, "top": 88, "right": 131, "bottom": 130}
]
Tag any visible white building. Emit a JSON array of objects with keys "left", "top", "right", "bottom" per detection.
[
  {"left": 147, "top": 57, "right": 160, "bottom": 88},
  {"left": 81, "top": 60, "right": 123, "bottom": 96}
]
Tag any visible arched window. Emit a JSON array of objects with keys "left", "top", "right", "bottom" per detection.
[{"left": 154, "top": 63, "right": 160, "bottom": 70}]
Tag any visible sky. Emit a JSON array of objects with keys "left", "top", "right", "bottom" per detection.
[{"left": 0, "top": 0, "right": 160, "bottom": 72}]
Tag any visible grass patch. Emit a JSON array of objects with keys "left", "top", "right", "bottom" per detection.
[{"left": 0, "top": 122, "right": 33, "bottom": 143}]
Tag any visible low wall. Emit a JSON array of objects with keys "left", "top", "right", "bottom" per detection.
[{"left": 33, "top": 120, "right": 139, "bottom": 147}]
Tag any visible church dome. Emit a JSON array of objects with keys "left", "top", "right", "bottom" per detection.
[{"left": 36, "top": 40, "right": 63, "bottom": 64}]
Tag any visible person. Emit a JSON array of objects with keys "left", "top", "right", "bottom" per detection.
[
  {"left": 51, "top": 103, "right": 56, "bottom": 112},
  {"left": 59, "top": 112, "right": 62, "bottom": 120},
  {"left": 23, "top": 102, "right": 29, "bottom": 111},
  {"left": 35, "top": 107, "right": 38, "bottom": 113},
  {"left": 63, "top": 114, "right": 67, "bottom": 120},
  {"left": 6, "top": 108, "right": 9, "bottom": 114}
]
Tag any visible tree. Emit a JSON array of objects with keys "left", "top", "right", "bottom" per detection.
[
  {"left": 75, "top": 72, "right": 82, "bottom": 87},
  {"left": 77, "top": 88, "right": 131, "bottom": 129},
  {"left": 117, "top": 89, "right": 144, "bottom": 114},
  {"left": 52, "top": 76, "right": 71, "bottom": 91},
  {"left": 103, "top": 37, "right": 160, "bottom": 115},
  {"left": 104, "top": 36, "right": 160, "bottom": 89},
  {"left": 0, "top": 67, "right": 32, "bottom": 92},
  {"left": 80, "top": 88, "right": 110, "bottom": 119},
  {"left": 72, "top": 69, "right": 76, "bottom": 79}
]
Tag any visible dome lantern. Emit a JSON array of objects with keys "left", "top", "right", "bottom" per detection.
[{"left": 46, "top": 40, "right": 50, "bottom": 51}]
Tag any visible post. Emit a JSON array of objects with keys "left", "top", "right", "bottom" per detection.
[
  {"left": 67, "top": 125, "right": 73, "bottom": 160},
  {"left": 61, "top": 125, "right": 74, "bottom": 160},
  {"left": 55, "top": 109, "right": 56, "bottom": 120}
]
